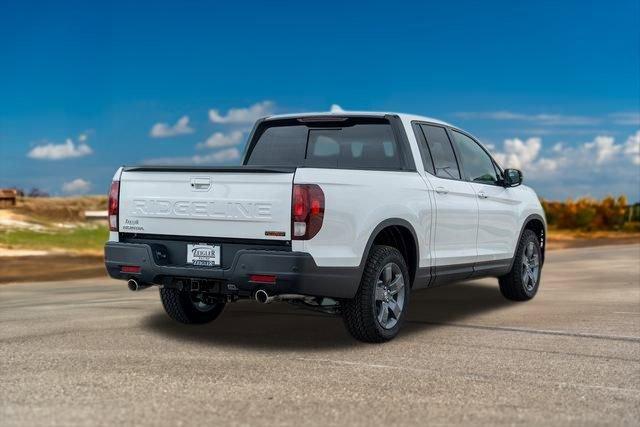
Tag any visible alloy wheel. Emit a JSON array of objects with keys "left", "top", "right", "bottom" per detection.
[
  {"left": 375, "top": 263, "right": 405, "bottom": 329},
  {"left": 521, "top": 241, "right": 540, "bottom": 291}
]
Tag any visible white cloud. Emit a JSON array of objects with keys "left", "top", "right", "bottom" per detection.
[
  {"left": 492, "top": 131, "right": 640, "bottom": 181},
  {"left": 207, "top": 147, "right": 241, "bottom": 162},
  {"left": 150, "top": 116, "right": 194, "bottom": 138},
  {"left": 209, "top": 101, "right": 274, "bottom": 124},
  {"left": 455, "top": 111, "right": 600, "bottom": 126},
  {"left": 28, "top": 138, "right": 93, "bottom": 160},
  {"left": 492, "top": 137, "right": 543, "bottom": 170},
  {"left": 624, "top": 130, "right": 640, "bottom": 165},
  {"left": 144, "top": 147, "right": 241, "bottom": 165},
  {"left": 330, "top": 104, "right": 345, "bottom": 113},
  {"left": 489, "top": 131, "right": 640, "bottom": 200},
  {"left": 584, "top": 135, "right": 620, "bottom": 164},
  {"left": 62, "top": 178, "right": 91, "bottom": 194},
  {"left": 506, "top": 128, "right": 620, "bottom": 136},
  {"left": 610, "top": 112, "right": 640, "bottom": 126},
  {"left": 457, "top": 111, "right": 640, "bottom": 129},
  {"left": 197, "top": 131, "right": 244, "bottom": 149}
]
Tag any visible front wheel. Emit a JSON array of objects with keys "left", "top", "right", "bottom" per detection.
[
  {"left": 159, "top": 288, "right": 225, "bottom": 324},
  {"left": 342, "top": 245, "right": 410, "bottom": 343},
  {"left": 499, "top": 229, "right": 542, "bottom": 301}
]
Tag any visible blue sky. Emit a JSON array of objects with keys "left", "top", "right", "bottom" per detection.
[{"left": 1, "top": 0, "right": 639, "bottom": 200}]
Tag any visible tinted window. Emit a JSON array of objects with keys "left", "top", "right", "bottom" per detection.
[
  {"left": 412, "top": 123, "right": 435, "bottom": 174},
  {"left": 246, "top": 120, "right": 402, "bottom": 170},
  {"left": 245, "top": 125, "right": 308, "bottom": 166},
  {"left": 451, "top": 130, "right": 499, "bottom": 184},
  {"left": 306, "top": 124, "right": 400, "bottom": 169},
  {"left": 420, "top": 124, "right": 460, "bottom": 179}
]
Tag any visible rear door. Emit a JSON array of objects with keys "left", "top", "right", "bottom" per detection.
[
  {"left": 118, "top": 168, "right": 294, "bottom": 240},
  {"left": 415, "top": 123, "right": 479, "bottom": 274}
]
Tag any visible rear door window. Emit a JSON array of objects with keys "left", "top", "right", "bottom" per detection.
[
  {"left": 420, "top": 124, "right": 461, "bottom": 179},
  {"left": 412, "top": 123, "right": 435, "bottom": 175}
]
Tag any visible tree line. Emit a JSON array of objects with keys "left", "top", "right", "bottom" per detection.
[{"left": 542, "top": 196, "right": 640, "bottom": 231}]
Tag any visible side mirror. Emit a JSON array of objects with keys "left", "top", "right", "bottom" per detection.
[{"left": 503, "top": 168, "right": 523, "bottom": 187}]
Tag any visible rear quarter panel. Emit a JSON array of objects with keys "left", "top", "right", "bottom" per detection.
[{"left": 293, "top": 168, "right": 431, "bottom": 268}]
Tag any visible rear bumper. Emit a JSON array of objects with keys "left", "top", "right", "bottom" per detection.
[{"left": 104, "top": 241, "right": 360, "bottom": 299}]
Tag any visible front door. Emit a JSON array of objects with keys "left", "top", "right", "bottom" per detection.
[{"left": 449, "top": 129, "right": 520, "bottom": 263}]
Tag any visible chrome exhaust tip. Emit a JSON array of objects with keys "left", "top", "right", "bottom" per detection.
[
  {"left": 127, "top": 279, "right": 150, "bottom": 291},
  {"left": 255, "top": 289, "right": 270, "bottom": 304}
]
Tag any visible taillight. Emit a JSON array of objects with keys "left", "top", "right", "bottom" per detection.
[
  {"left": 292, "top": 184, "right": 324, "bottom": 240},
  {"left": 108, "top": 180, "right": 120, "bottom": 231}
]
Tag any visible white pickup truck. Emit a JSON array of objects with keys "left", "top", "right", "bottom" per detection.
[{"left": 105, "top": 112, "right": 546, "bottom": 342}]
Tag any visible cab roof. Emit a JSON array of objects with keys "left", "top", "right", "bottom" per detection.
[{"left": 264, "top": 111, "right": 453, "bottom": 127}]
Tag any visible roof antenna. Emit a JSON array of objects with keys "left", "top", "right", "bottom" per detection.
[{"left": 330, "top": 104, "right": 344, "bottom": 113}]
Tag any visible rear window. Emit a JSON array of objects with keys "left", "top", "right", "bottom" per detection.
[
  {"left": 244, "top": 125, "right": 308, "bottom": 166},
  {"left": 245, "top": 117, "right": 404, "bottom": 170}
]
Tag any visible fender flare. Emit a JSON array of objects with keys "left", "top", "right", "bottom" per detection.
[
  {"left": 510, "top": 213, "right": 547, "bottom": 270},
  {"left": 358, "top": 218, "right": 420, "bottom": 282}
]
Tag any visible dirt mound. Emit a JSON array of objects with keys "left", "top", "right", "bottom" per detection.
[
  {"left": 12, "top": 196, "right": 107, "bottom": 222},
  {"left": 0, "top": 254, "right": 106, "bottom": 284}
]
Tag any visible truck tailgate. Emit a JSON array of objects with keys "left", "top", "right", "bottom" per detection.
[{"left": 118, "top": 168, "right": 294, "bottom": 240}]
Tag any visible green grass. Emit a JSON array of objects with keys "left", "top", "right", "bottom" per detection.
[{"left": 0, "top": 225, "right": 109, "bottom": 253}]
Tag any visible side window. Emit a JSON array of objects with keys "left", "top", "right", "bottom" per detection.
[
  {"left": 420, "top": 124, "right": 461, "bottom": 179},
  {"left": 412, "top": 123, "right": 435, "bottom": 174},
  {"left": 450, "top": 130, "right": 499, "bottom": 185}
]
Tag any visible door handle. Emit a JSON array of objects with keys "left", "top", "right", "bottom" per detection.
[
  {"left": 435, "top": 186, "right": 449, "bottom": 195},
  {"left": 477, "top": 191, "right": 488, "bottom": 199}
]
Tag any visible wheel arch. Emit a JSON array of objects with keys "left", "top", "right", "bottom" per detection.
[
  {"left": 517, "top": 214, "right": 547, "bottom": 266},
  {"left": 359, "top": 218, "right": 420, "bottom": 287}
]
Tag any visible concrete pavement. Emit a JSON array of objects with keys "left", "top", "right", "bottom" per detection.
[{"left": 1, "top": 244, "right": 639, "bottom": 426}]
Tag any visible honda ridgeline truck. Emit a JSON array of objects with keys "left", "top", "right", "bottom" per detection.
[{"left": 104, "top": 112, "right": 546, "bottom": 342}]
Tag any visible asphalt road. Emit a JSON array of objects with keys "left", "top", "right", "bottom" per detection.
[{"left": 1, "top": 245, "right": 639, "bottom": 426}]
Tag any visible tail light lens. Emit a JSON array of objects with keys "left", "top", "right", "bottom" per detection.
[
  {"left": 292, "top": 184, "right": 324, "bottom": 240},
  {"left": 108, "top": 180, "right": 120, "bottom": 231}
]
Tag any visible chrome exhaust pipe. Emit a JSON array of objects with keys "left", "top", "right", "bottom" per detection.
[
  {"left": 127, "top": 279, "right": 151, "bottom": 292},
  {"left": 255, "top": 289, "right": 309, "bottom": 304},
  {"left": 255, "top": 289, "right": 271, "bottom": 304}
]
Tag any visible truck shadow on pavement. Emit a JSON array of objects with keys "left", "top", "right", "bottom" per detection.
[{"left": 143, "top": 280, "right": 512, "bottom": 350}]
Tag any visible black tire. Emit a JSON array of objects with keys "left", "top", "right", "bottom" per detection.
[
  {"left": 342, "top": 245, "right": 411, "bottom": 343},
  {"left": 499, "top": 229, "right": 542, "bottom": 301},
  {"left": 159, "top": 288, "right": 225, "bottom": 324}
]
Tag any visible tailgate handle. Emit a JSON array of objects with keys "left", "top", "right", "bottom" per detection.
[{"left": 190, "top": 177, "right": 211, "bottom": 191}]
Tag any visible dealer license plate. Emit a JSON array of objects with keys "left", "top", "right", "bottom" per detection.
[{"left": 186, "top": 243, "right": 221, "bottom": 267}]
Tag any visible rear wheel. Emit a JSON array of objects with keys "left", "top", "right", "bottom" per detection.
[
  {"left": 499, "top": 229, "right": 542, "bottom": 301},
  {"left": 342, "top": 245, "right": 410, "bottom": 343},
  {"left": 159, "top": 288, "right": 225, "bottom": 324}
]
